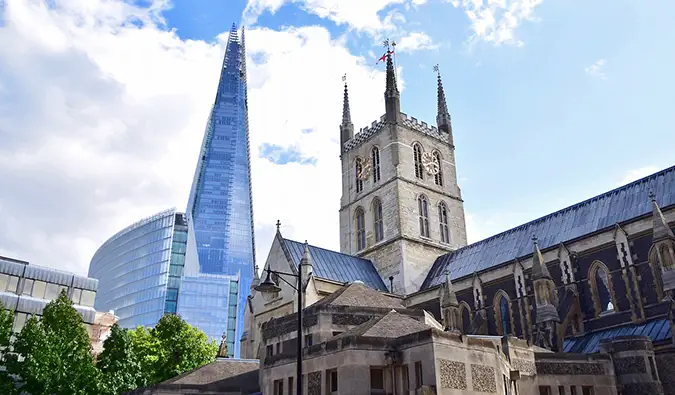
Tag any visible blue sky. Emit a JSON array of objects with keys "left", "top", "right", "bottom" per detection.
[
  {"left": 0, "top": 0, "right": 674, "bottom": 274},
  {"left": 161, "top": 0, "right": 675, "bottom": 236}
]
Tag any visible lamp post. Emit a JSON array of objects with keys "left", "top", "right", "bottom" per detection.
[{"left": 255, "top": 266, "right": 303, "bottom": 395}]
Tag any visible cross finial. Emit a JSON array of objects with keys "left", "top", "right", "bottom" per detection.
[
  {"left": 276, "top": 219, "right": 281, "bottom": 231},
  {"left": 649, "top": 191, "right": 656, "bottom": 202},
  {"left": 342, "top": 73, "right": 347, "bottom": 83},
  {"left": 433, "top": 64, "right": 440, "bottom": 76}
]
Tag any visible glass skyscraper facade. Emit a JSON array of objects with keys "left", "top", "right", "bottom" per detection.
[
  {"left": 181, "top": 24, "right": 255, "bottom": 357},
  {"left": 89, "top": 209, "right": 188, "bottom": 329}
]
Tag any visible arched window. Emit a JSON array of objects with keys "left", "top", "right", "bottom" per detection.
[
  {"left": 589, "top": 262, "right": 615, "bottom": 316},
  {"left": 649, "top": 245, "right": 666, "bottom": 301},
  {"left": 438, "top": 202, "right": 450, "bottom": 244},
  {"left": 460, "top": 302, "right": 471, "bottom": 333},
  {"left": 660, "top": 244, "right": 674, "bottom": 270},
  {"left": 373, "top": 198, "right": 384, "bottom": 242},
  {"left": 355, "top": 207, "right": 366, "bottom": 251},
  {"left": 418, "top": 195, "right": 429, "bottom": 237},
  {"left": 372, "top": 147, "right": 381, "bottom": 183},
  {"left": 433, "top": 151, "right": 443, "bottom": 186},
  {"left": 355, "top": 158, "right": 363, "bottom": 193},
  {"left": 499, "top": 296, "right": 511, "bottom": 335},
  {"left": 493, "top": 292, "right": 512, "bottom": 336},
  {"left": 413, "top": 143, "right": 424, "bottom": 179}
]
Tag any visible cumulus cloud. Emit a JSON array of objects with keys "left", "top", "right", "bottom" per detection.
[
  {"left": 396, "top": 32, "right": 439, "bottom": 52},
  {"left": 449, "top": 0, "right": 544, "bottom": 47},
  {"left": 585, "top": 59, "right": 608, "bottom": 80},
  {"left": 243, "top": 0, "right": 407, "bottom": 35},
  {"left": 0, "top": 0, "right": 393, "bottom": 274}
]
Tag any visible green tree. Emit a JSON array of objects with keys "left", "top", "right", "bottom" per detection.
[
  {"left": 96, "top": 324, "right": 144, "bottom": 395},
  {"left": 0, "top": 302, "right": 16, "bottom": 394},
  {"left": 129, "top": 314, "right": 217, "bottom": 385},
  {"left": 6, "top": 290, "right": 100, "bottom": 395}
]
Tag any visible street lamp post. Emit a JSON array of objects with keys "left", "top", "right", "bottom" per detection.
[{"left": 255, "top": 266, "right": 303, "bottom": 395}]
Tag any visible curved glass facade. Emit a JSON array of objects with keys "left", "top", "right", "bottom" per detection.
[
  {"left": 182, "top": 24, "right": 255, "bottom": 357},
  {"left": 88, "top": 209, "right": 187, "bottom": 329}
]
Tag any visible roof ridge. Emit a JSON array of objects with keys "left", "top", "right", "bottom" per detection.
[
  {"left": 283, "top": 237, "right": 373, "bottom": 263},
  {"left": 453, "top": 165, "right": 675, "bottom": 255}
]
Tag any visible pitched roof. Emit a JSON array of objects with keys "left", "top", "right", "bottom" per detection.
[
  {"left": 164, "top": 359, "right": 259, "bottom": 386},
  {"left": 422, "top": 165, "right": 675, "bottom": 289},
  {"left": 310, "top": 281, "right": 404, "bottom": 310},
  {"left": 282, "top": 238, "right": 388, "bottom": 291},
  {"left": 563, "top": 318, "right": 672, "bottom": 354},
  {"left": 337, "top": 310, "right": 431, "bottom": 339}
]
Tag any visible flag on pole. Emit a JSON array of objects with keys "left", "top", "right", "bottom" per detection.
[{"left": 376, "top": 49, "right": 395, "bottom": 65}]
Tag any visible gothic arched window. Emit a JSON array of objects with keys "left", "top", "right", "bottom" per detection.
[
  {"left": 460, "top": 302, "right": 471, "bottom": 333},
  {"left": 660, "top": 244, "right": 674, "bottom": 270},
  {"left": 438, "top": 201, "right": 450, "bottom": 244},
  {"left": 418, "top": 195, "right": 430, "bottom": 237},
  {"left": 373, "top": 198, "right": 384, "bottom": 242},
  {"left": 372, "top": 147, "right": 381, "bottom": 183},
  {"left": 499, "top": 296, "right": 512, "bottom": 335},
  {"left": 433, "top": 151, "right": 443, "bottom": 186},
  {"left": 589, "top": 261, "right": 616, "bottom": 316},
  {"left": 355, "top": 207, "right": 366, "bottom": 251},
  {"left": 355, "top": 158, "right": 363, "bottom": 193},
  {"left": 413, "top": 143, "right": 424, "bottom": 179}
]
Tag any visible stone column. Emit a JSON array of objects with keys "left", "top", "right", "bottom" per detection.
[{"left": 600, "top": 336, "right": 663, "bottom": 395}]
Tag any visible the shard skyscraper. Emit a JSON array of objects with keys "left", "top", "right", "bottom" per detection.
[{"left": 181, "top": 24, "right": 256, "bottom": 357}]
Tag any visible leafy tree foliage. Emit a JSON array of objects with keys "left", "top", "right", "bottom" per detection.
[
  {"left": 129, "top": 314, "right": 218, "bottom": 385},
  {"left": 5, "top": 290, "right": 99, "bottom": 395},
  {"left": 0, "top": 294, "right": 217, "bottom": 394},
  {"left": 0, "top": 301, "right": 16, "bottom": 394},
  {"left": 96, "top": 323, "right": 144, "bottom": 395}
]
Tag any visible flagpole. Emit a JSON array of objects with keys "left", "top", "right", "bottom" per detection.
[{"left": 392, "top": 40, "right": 398, "bottom": 82}]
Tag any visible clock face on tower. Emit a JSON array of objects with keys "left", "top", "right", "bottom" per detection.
[
  {"left": 421, "top": 152, "right": 440, "bottom": 175},
  {"left": 357, "top": 157, "right": 372, "bottom": 180}
]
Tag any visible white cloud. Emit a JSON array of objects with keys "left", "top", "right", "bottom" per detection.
[
  {"left": 585, "top": 59, "right": 608, "bottom": 80},
  {"left": 617, "top": 166, "right": 660, "bottom": 187},
  {"left": 449, "top": 0, "right": 544, "bottom": 47},
  {"left": 0, "top": 0, "right": 395, "bottom": 274},
  {"left": 396, "top": 32, "right": 439, "bottom": 52},
  {"left": 243, "top": 0, "right": 407, "bottom": 35}
]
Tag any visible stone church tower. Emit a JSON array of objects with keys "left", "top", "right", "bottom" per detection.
[{"left": 338, "top": 52, "right": 468, "bottom": 295}]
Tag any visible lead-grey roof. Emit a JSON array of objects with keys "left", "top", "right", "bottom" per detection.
[
  {"left": 422, "top": 165, "right": 675, "bottom": 289},
  {"left": 282, "top": 238, "right": 388, "bottom": 291},
  {"left": 563, "top": 318, "right": 671, "bottom": 354}
]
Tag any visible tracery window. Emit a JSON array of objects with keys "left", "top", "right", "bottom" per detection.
[
  {"left": 373, "top": 198, "right": 384, "bottom": 242},
  {"left": 433, "top": 151, "right": 443, "bottom": 186},
  {"left": 413, "top": 143, "right": 424, "bottom": 179},
  {"left": 589, "top": 261, "right": 616, "bottom": 316},
  {"left": 355, "top": 158, "right": 363, "bottom": 193},
  {"left": 355, "top": 207, "right": 366, "bottom": 251},
  {"left": 372, "top": 147, "right": 381, "bottom": 183},
  {"left": 418, "top": 195, "right": 430, "bottom": 237},
  {"left": 460, "top": 302, "right": 472, "bottom": 333},
  {"left": 499, "top": 295, "right": 512, "bottom": 335},
  {"left": 438, "top": 202, "right": 450, "bottom": 244}
]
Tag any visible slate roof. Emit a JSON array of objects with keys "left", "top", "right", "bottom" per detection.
[
  {"left": 283, "top": 238, "right": 388, "bottom": 291},
  {"left": 422, "top": 165, "right": 675, "bottom": 289},
  {"left": 310, "top": 281, "right": 404, "bottom": 310},
  {"left": 125, "top": 359, "right": 260, "bottom": 394},
  {"left": 336, "top": 310, "right": 431, "bottom": 339},
  {"left": 563, "top": 318, "right": 672, "bottom": 354}
]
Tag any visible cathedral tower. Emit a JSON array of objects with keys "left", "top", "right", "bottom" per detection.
[{"left": 338, "top": 54, "right": 467, "bottom": 295}]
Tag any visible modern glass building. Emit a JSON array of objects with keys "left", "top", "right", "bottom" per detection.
[
  {"left": 181, "top": 23, "right": 256, "bottom": 357},
  {"left": 0, "top": 255, "right": 98, "bottom": 335},
  {"left": 88, "top": 208, "right": 188, "bottom": 329}
]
